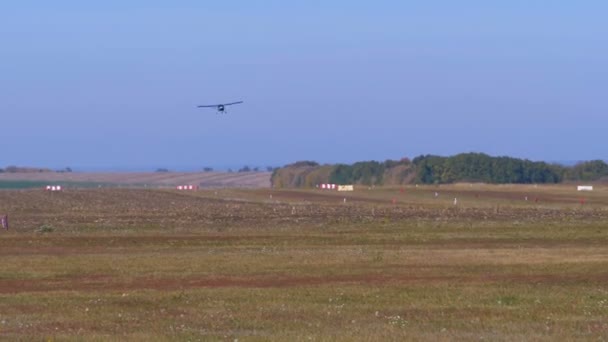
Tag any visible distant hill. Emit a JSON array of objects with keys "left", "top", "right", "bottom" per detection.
[{"left": 271, "top": 153, "right": 608, "bottom": 188}]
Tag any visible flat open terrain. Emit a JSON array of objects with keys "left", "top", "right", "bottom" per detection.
[
  {"left": 0, "top": 171, "right": 271, "bottom": 189},
  {"left": 0, "top": 184, "right": 607, "bottom": 340}
]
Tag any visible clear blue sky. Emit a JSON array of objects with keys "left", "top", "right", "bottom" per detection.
[{"left": 1, "top": 1, "right": 606, "bottom": 170}]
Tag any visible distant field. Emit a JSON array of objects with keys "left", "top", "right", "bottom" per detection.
[
  {"left": 0, "top": 185, "right": 607, "bottom": 340},
  {"left": 0, "top": 171, "right": 271, "bottom": 189}
]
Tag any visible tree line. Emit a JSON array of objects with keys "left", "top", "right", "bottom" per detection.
[
  {"left": 412, "top": 153, "right": 608, "bottom": 184},
  {"left": 272, "top": 159, "right": 414, "bottom": 187},
  {"left": 270, "top": 153, "right": 608, "bottom": 188}
]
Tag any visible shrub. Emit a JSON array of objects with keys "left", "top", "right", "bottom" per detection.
[{"left": 36, "top": 224, "right": 55, "bottom": 234}]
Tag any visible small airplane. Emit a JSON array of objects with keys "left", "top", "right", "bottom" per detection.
[{"left": 197, "top": 101, "right": 243, "bottom": 113}]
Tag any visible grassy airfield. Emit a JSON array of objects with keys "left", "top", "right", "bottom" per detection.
[{"left": 0, "top": 184, "right": 607, "bottom": 340}]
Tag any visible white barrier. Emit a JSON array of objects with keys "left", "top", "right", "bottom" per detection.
[
  {"left": 577, "top": 186, "right": 594, "bottom": 191},
  {"left": 177, "top": 185, "right": 198, "bottom": 190},
  {"left": 320, "top": 184, "right": 337, "bottom": 190},
  {"left": 338, "top": 185, "right": 354, "bottom": 192}
]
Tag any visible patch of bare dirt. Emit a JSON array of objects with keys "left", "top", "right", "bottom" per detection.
[{"left": 2, "top": 272, "right": 608, "bottom": 294}]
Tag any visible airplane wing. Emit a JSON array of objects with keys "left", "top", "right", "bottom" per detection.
[{"left": 223, "top": 101, "right": 244, "bottom": 106}]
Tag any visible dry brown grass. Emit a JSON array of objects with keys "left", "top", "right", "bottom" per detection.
[{"left": 0, "top": 186, "right": 607, "bottom": 340}]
